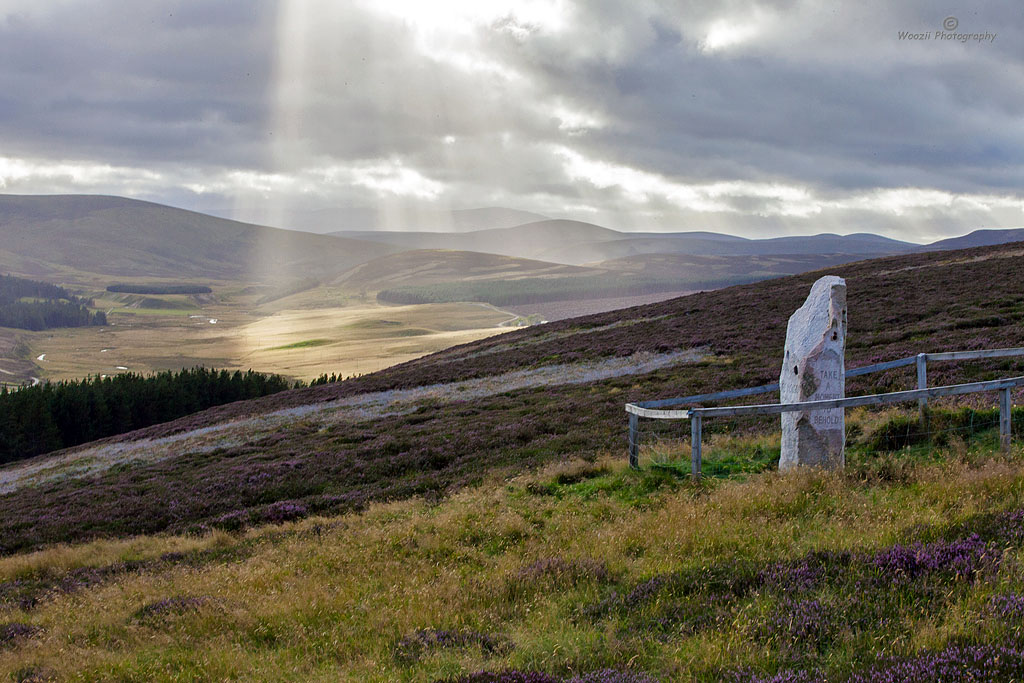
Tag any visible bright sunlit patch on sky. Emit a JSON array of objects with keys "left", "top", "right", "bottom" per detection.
[
  {"left": 343, "top": 160, "right": 444, "bottom": 200},
  {"left": 187, "top": 170, "right": 307, "bottom": 197},
  {"left": 700, "top": 10, "right": 773, "bottom": 53},
  {"left": 554, "top": 146, "right": 1024, "bottom": 225},
  {"left": 550, "top": 104, "right": 606, "bottom": 134},
  {"left": 833, "top": 188, "right": 1024, "bottom": 215},
  {"left": 0, "top": 156, "right": 162, "bottom": 191},
  {"left": 555, "top": 147, "right": 818, "bottom": 216},
  {"left": 363, "top": 0, "right": 569, "bottom": 36},
  {"left": 702, "top": 20, "right": 757, "bottom": 51},
  {"left": 358, "top": 0, "right": 569, "bottom": 76},
  {"left": 187, "top": 161, "right": 444, "bottom": 201}
]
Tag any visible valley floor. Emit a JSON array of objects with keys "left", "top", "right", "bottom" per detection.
[
  {"left": 2, "top": 293, "right": 517, "bottom": 386},
  {"left": 0, "top": 280, "right": 707, "bottom": 387}
]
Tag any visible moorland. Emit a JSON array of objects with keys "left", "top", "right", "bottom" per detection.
[{"left": 1, "top": 234, "right": 1024, "bottom": 680}]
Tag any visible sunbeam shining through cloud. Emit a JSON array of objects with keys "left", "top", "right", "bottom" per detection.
[{"left": 0, "top": 0, "right": 1019, "bottom": 240}]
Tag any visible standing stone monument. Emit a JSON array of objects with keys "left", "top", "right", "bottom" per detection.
[{"left": 779, "top": 276, "right": 847, "bottom": 471}]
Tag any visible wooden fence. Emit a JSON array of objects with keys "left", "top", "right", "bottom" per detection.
[{"left": 626, "top": 347, "right": 1024, "bottom": 476}]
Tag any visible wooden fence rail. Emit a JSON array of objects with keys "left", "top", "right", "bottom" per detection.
[{"left": 626, "top": 347, "right": 1024, "bottom": 475}]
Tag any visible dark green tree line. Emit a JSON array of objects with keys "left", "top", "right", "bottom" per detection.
[
  {"left": 0, "top": 274, "right": 106, "bottom": 330},
  {"left": 106, "top": 284, "right": 212, "bottom": 295},
  {"left": 0, "top": 367, "right": 296, "bottom": 464}
]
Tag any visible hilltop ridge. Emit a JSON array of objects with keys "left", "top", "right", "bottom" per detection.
[{"left": 0, "top": 194, "right": 398, "bottom": 281}]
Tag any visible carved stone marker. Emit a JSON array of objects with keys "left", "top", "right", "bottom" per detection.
[{"left": 779, "top": 276, "right": 847, "bottom": 471}]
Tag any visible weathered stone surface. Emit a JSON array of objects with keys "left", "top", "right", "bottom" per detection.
[{"left": 779, "top": 276, "right": 847, "bottom": 471}]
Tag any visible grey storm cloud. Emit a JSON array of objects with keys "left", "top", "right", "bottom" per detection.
[
  {"left": 0, "top": 2, "right": 276, "bottom": 165},
  {"left": 500, "top": 1, "right": 1024, "bottom": 191},
  {"left": 0, "top": 0, "right": 1020, "bottom": 240}
]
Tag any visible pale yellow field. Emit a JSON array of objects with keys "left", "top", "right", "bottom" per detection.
[
  {"left": 20, "top": 295, "right": 515, "bottom": 383},
  {"left": 228, "top": 301, "right": 513, "bottom": 379}
]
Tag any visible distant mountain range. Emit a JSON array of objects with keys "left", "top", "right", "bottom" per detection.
[
  {"left": 0, "top": 194, "right": 1021, "bottom": 290},
  {"left": 331, "top": 220, "right": 918, "bottom": 265},
  {"left": 224, "top": 206, "right": 552, "bottom": 234}
]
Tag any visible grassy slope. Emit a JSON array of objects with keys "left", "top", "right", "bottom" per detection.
[
  {"left": 3, "top": 440, "right": 1024, "bottom": 681},
  {"left": 0, "top": 194, "right": 398, "bottom": 281},
  {"left": 1, "top": 242, "right": 1023, "bottom": 557},
  {"left": 330, "top": 220, "right": 624, "bottom": 262},
  {"left": 335, "top": 249, "right": 598, "bottom": 291}
]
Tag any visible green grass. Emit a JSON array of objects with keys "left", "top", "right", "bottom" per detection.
[
  {"left": 519, "top": 460, "right": 687, "bottom": 506},
  {"left": 268, "top": 338, "right": 333, "bottom": 351},
  {"left": 4, "top": 418, "right": 1024, "bottom": 681},
  {"left": 137, "top": 296, "right": 199, "bottom": 310},
  {"left": 390, "top": 328, "right": 433, "bottom": 337},
  {"left": 346, "top": 318, "right": 405, "bottom": 329},
  {"left": 110, "top": 307, "right": 197, "bottom": 317},
  {"left": 634, "top": 406, "right": 1019, "bottom": 481}
]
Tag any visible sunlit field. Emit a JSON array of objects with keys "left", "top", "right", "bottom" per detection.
[{"left": 15, "top": 284, "right": 516, "bottom": 384}]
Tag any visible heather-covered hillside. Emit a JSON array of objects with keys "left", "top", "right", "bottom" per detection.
[
  {"left": 2, "top": 242, "right": 1024, "bottom": 682},
  {"left": 1, "top": 242, "right": 1023, "bottom": 554}
]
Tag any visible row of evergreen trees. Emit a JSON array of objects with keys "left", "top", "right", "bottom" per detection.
[
  {"left": 0, "top": 274, "right": 72, "bottom": 301},
  {"left": 0, "top": 274, "right": 106, "bottom": 330},
  {"left": 0, "top": 367, "right": 297, "bottom": 464},
  {"left": 0, "top": 300, "right": 106, "bottom": 330},
  {"left": 106, "top": 284, "right": 212, "bottom": 295}
]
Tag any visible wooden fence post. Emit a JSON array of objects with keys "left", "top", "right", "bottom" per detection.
[
  {"left": 1001, "top": 387, "right": 1012, "bottom": 453},
  {"left": 691, "top": 412, "right": 702, "bottom": 481},
  {"left": 916, "top": 353, "right": 928, "bottom": 428},
  {"left": 628, "top": 412, "right": 639, "bottom": 470}
]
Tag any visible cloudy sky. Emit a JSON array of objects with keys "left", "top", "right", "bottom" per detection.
[{"left": 0, "top": 1, "right": 1021, "bottom": 241}]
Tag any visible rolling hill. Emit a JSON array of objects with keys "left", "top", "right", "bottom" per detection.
[
  {"left": 334, "top": 249, "right": 599, "bottom": 291},
  {"left": 331, "top": 219, "right": 623, "bottom": 261},
  {"left": 280, "top": 206, "right": 552, "bottom": 233},
  {"left": 924, "top": 227, "right": 1024, "bottom": 251},
  {"left": 334, "top": 221, "right": 919, "bottom": 265},
  {"left": 0, "top": 194, "right": 399, "bottom": 282}
]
